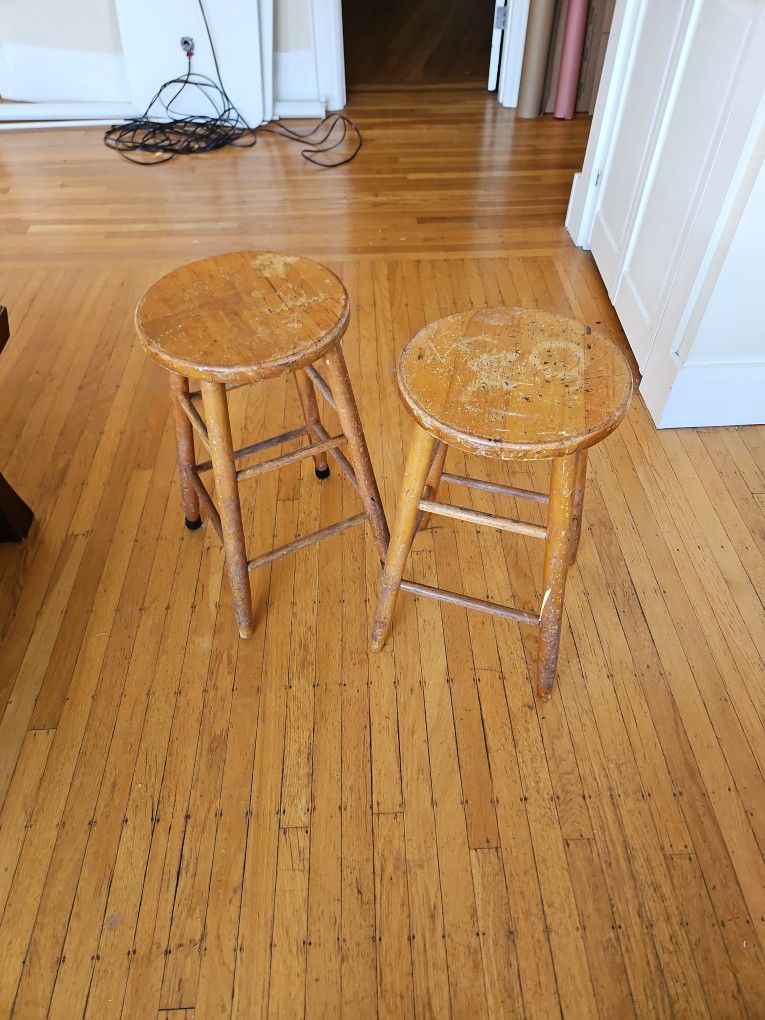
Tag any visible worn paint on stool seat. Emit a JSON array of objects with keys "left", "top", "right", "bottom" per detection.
[
  {"left": 398, "top": 306, "right": 633, "bottom": 460},
  {"left": 136, "top": 251, "right": 350, "bottom": 384}
]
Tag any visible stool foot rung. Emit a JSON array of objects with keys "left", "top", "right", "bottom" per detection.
[
  {"left": 188, "top": 380, "right": 249, "bottom": 399},
  {"left": 399, "top": 579, "right": 539, "bottom": 627},
  {"left": 177, "top": 393, "right": 210, "bottom": 451},
  {"left": 196, "top": 426, "right": 308, "bottom": 473},
  {"left": 441, "top": 471, "right": 549, "bottom": 506},
  {"left": 190, "top": 473, "right": 222, "bottom": 540},
  {"left": 236, "top": 434, "right": 346, "bottom": 482},
  {"left": 418, "top": 499, "right": 547, "bottom": 540},
  {"left": 305, "top": 365, "right": 336, "bottom": 411},
  {"left": 247, "top": 512, "right": 366, "bottom": 572},
  {"left": 312, "top": 420, "right": 361, "bottom": 494}
]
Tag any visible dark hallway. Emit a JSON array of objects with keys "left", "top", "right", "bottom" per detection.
[{"left": 342, "top": 0, "right": 496, "bottom": 88}]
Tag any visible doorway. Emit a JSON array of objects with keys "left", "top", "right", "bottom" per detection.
[{"left": 341, "top": 0, "right": 496, "bottom": 89}]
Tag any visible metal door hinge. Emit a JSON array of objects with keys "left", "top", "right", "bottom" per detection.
[{"left": 495, "top": 5, "right": 508, "bottom": 30}]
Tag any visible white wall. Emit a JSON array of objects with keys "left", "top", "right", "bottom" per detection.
[
  {"left": 0, "top": 0, "right": 129, "bottom": 102},
  {"left": 273, "top": 0, "right": 343, "bottom": 115},
  {"left": 276, "top": 0, "right": 313, "bottom": 51},
  {"left": 0, "top": 0, "right": 121, "bottom": 53},
  {"left": 684, "top": 160, "right": 765, "bottom": 366},
  {"left": 0, "top": 0, "right": 339, "bottom": 117},
  {"left": 273, "top": 0, "right": 319, "bottom": 110}
]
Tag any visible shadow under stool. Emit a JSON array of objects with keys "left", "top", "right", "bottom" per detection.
[
  {"left": 371, "top": 306, "right": 633, "bottom": 700},
  {"left": 136, "top": 251, "right": 389, "bottom": 637}
]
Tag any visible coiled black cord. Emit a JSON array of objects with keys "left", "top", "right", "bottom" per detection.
[
  {"left": 104, "top": 0, "right": 361, "bottom": 168},
  {"left": 103, "top": 59, "right": 255, "bottom": 164}
]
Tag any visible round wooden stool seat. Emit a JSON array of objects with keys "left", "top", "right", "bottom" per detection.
[
  {"left": 398, "top": 306, "right": 633, "bottom": 460},
  {"left": 136, "top": 251, "right": 349, "bottom": 383}
]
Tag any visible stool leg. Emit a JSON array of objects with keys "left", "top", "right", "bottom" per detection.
[
  {"left": 169, "top": 373, "right": 201, "bottom": 530},
  {"left": 293, "top": 368, "right": 330, "bottom": 479},
  {"left": 200, "top": 380, "right": 254, "bottom": 639},
  {"left": 371, "top": 424, "right": 437, "bottom": 652},
  {"left": 569, "top": 450, "right": 588, "bottom": 566},
  {"left": 417, "top": 440, "right": 448, "bottom": 531},
  {"left": 536, "top": 452, "right": 578, "bottom": 700},
  {"left": 322, "top": 345, "right": 390, "bottom": 558}
]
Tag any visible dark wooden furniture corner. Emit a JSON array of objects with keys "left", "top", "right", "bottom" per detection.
[{"left": 0, "top": 304, "right": 34, "bottom": 541}]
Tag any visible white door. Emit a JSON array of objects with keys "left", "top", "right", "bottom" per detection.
[
  {"left": 589, "top": 0, "right": 765, "bottom": 369},
  {"left": 115, "top": 0, "right": 272, "bottom": 126}
]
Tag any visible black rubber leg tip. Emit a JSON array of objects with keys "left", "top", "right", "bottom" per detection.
[
  {"left": 185, "top": 516, "right": 203, "bottom": 531},
  {"left": 315, "top": 465, "right": 331, "bottom": 480}
]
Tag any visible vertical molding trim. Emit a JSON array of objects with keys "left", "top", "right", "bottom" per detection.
[{"left": 310, "top": 0, "right": 346, "bottom": 110}]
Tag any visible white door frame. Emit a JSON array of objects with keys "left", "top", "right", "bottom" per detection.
[
  {"left": 311, "top": 0, "right": 346, "bottom": 110},
  {"left": 565, "top": 0, "right": 642, "bottom": 246},
  {"left": 566, "top": 0, "right": 765, "bottom": 427},
  {"left": 316, "top": 0, "right": 523, "bottom": 110},
  {"left": 497, "top": 0, "right": 529, "bottom": 107}
]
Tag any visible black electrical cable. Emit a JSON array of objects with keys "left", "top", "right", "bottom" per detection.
[
  {"left": 104, "top": 0, "right": 361, "bottom": 168},
  {"left": 103, "top": 60, "right": 255, "bottom": 164},
  {"left": 261, "top": 113, "right": 362, "bottom": 168}
]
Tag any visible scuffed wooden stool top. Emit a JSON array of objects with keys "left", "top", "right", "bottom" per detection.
[
  {"left": 398, "top": 307, "right": 633, "bottom": 460},
  {"left": 136, "top": 251, "right": 349, "bottom": 382}
]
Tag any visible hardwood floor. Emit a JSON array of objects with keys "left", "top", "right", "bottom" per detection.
[
  {"left": 343, "top": 0, "right": 494, "bottom": 87},
  {"left": 0, "top": 91, "right": 764, "bottom": 1019}
]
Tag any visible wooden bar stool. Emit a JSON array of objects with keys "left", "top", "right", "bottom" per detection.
[
  {"left": 137, "top": 251, "right": 389, "bottom": 638},
  {"left": 371, "top": 307, "right": 633, "bottom": 700}
]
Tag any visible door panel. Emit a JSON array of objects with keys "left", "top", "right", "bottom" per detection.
[
  {"left": 589, "top": 0, "right": 690, "bottom": 294},
  {"left": 589, "top": 0, "right": 764, "bottom": 369},
  {"left": 624, "top": 0, "right": 754, "bottom": 338}
]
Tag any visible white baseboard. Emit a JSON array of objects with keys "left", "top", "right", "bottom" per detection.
[
  {"left": 273, "top": 100, "right": 326, "bottom": 119},
  {"left": 0, "top": 118, "right": 132, "bottom": 131},
  {"left": 0, "top": 44, "right": 130, "bottom": 103},
  {"left": 644, "top": 358, "right": 765, "bottom": 427},
  {"left": 0, "top": 101, "right": 136, "bottom": 123},
  {"left": 310, "top": 0, "right": 346, "bottom": 111},
  {"left": 566, "top": 172, "right": 590, "bottom": 247}
]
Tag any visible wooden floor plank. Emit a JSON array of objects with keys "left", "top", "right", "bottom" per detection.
[
  {"left": 565, "top": 837, "right": 636, "bottom": 1019},
  {"left": 119, "top": 539, "right": 228, "bottom": 1019},
  {"left": 340, "top": 469, "right": 379, "bottom": 1020},
  {"left": 304, "top": 464, "right": 344, "bottom": 1020},
  {"left": 41, "top": 486, "right": 193, "bottom": 1019},
  {"left": 666, "top": 852, "right": 748, "bottom": 1019},
  {"left": 0, "top": 728, "right": 55, "bottom": 917},
  {"left": 230, "top": 384, "right": 301, "bottom": 1020},
  {"left": 0, "top": 534, "right": 86, "bottom": 808},
  {"left": 81, "top": 527, "right": 206, "bottom": 1018},
  {"left": 373, "top": 812, "right": 416, "bottom": 1020},
  {"left": 470, "top": 847, "right": 526, "bottom": 1020}
]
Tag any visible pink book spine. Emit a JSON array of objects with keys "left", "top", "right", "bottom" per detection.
[{"left": 554, "top": 0, "right": 589, "bottom": 119}]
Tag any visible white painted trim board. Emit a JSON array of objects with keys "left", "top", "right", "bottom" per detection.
[{"left": 0, "top": 43, "right": 130, "bottom": 104}]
